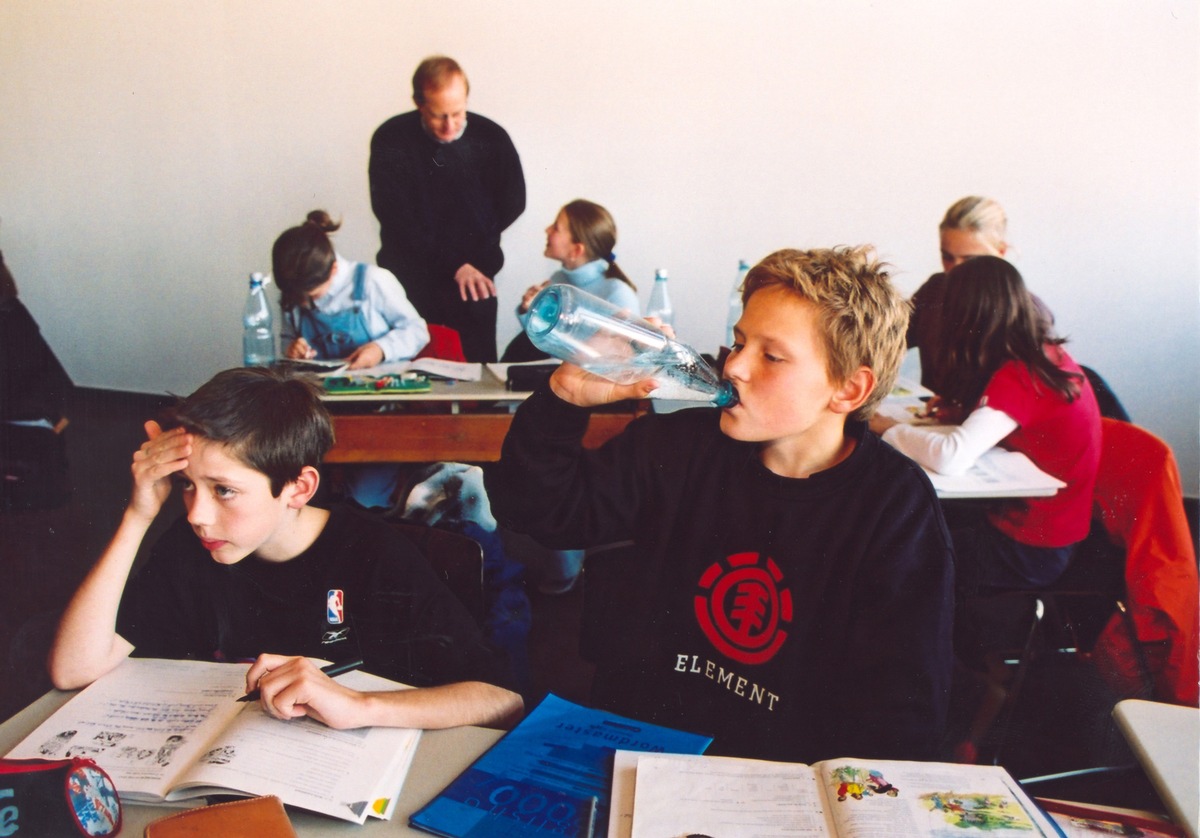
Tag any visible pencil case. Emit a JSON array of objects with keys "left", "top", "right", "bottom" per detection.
[
  {"left": 0, "top": 756, "right": 122, "bottom": 836},
  {"left": 144, "top": 795, "right": 297, "bottom": 837},
  {"left": 322, "top": 373, "right": 431, "bottom": 395}
]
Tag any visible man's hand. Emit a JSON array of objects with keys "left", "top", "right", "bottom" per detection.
[
  {"left": 285, "top": 337, "right": 317, "bottom": 360},
  {"left": 128, "top": 421, "right": 191, "bottom": 524},
  {"left": 246, "top": 654, "right": 367, "bottom": 730},
  {"left": 455, "top": 263, "right": 497, "bottom": 301},
  {"left": 549, "top": 363, "right": 658, "bottom": 408},
  {"left": 345, "top": 342, "right": 385, "bottom": 370}
]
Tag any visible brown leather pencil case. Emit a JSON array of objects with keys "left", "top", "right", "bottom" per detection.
[{"left": 143, "top": 795, "right": 297, "bottom": 837}]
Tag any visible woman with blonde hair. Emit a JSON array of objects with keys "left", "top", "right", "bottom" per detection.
[{"left": 907, "top": 196, "right": 1054, "bottom": 392}]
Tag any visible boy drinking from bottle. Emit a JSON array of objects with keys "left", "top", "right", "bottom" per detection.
[{"left": 486, "top": 246, "right": 953, "bottom": 762}]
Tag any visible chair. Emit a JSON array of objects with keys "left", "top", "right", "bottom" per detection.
[
  {"left": 414, "top": 323, "right": 467, "bottom": 363},
  {"left": 958, "top": 418, "right": 1199, "bottom": 764},
  {"left": 389, "top": 519, "right": 487, "bottom": 624},
  {"left": 1087, "top": 418, "right": 1199, "bottom": 706}
]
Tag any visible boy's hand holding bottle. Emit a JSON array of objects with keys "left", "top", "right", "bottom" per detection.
[{"left": 549, "top": 363, "right": 659, "bottom": 408}]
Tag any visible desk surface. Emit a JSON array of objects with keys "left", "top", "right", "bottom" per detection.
[
  {"left": 0, "top": 690, "right": 503, "bottom": 835},
  {"left": 322, "top": 370, "right": 526, "bottom": 403},
  {"left": 322, "top": 368, "right": 645, "bottom": 463},
  {"left": 878, "top": 384, "right": 1065, "bottom": 500},
  {"left": 1113, "top": 699, "right": 1200, "bottom": 838}
]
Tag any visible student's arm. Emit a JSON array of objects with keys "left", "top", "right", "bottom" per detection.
[
  {"left": 362, "top": 266, "right": 431, "bottom": 362},
  {"left": 245, "top": 655, "right": 523, "bottom": 730},
  {"left": 486, "top": 366, "right": 661, "bottom": 549},
  {"left": 878, "top": 405, "right": 1018, "bottom": 475},
  {"left": 47, "top": 422, "right": 192, "bottom": 689}
]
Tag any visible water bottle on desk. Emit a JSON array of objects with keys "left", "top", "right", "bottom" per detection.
[
  {"left": 646, "top": 268, "right": 675, "bottom": 327},
  {"left": 242, "top": 272, "right": 275, "bottom": 367},
  {"left": 725, "top": 259, "right": 750, "bottom": 348},
  {"left": 525, "top": 284, "right": 737, "bottom": 407}
]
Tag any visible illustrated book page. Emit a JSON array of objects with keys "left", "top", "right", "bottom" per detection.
[
  {"left": 626, "top": 753, "right": 1065, "bottom": 838},
  {"left": 4, "top": 658, "right": 421, "bottom": 824}
]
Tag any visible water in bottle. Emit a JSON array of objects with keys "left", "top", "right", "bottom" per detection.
[
  {"left": 525, "top": 284, "right": 737, "bottom": 407},
  {"left": 646, "top": 268, "right": 675, "bottom": 327},
  {"left": 242, "top": 272, "right": 275, "bottom": 367},
  {"left": 725, "top": 259, "right": 751, "bottom": 348}
]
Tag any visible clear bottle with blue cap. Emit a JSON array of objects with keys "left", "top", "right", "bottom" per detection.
[
  {"left": 525, "top": 283, "right": 738, "bottom": 407},
  {"left": 725, "top": 259, "right": 751, "bottom": 348},
  {"left": 242, "top": 272, "right": 275, "bottom": 367},
  {"left": 646, "top": 268, "right": 675, "bottom": 327}
]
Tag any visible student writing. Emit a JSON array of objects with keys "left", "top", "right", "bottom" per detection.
[
  {"left": 872, "top": 255, "right": 1100, "bottom": 594},
  {"left": 274, "top": 209, "right": 429, "bottom": 370}
]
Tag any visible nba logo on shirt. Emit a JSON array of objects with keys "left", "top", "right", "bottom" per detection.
[{"left": 326, "top": 589, "right": 344, "bottom": 625}]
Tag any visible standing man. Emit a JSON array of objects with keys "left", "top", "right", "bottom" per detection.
[{"left": 369, "top": 56, "right": 526, "bottom": 362}]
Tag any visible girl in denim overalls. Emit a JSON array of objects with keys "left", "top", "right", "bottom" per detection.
[
  {"left": 273, "top": 210, "right": 429, "bottom": 370},
  {"left": 272, "top": 210, "right": 430, "bottom": 507}
]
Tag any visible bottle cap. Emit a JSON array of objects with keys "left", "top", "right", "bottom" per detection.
[
  {"left": 526, "top": 285, "right": 564, "bottom": 338},
  {"left": 713, "top": 379, "right": 739, "bottom": 408}
]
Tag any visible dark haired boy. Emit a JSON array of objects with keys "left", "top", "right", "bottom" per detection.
[
  {"left": 49, "top": 367, "right": 521, "bottom": 730},
  {"left": 487, "top": 247, "right": 954, "bottom": 762}
]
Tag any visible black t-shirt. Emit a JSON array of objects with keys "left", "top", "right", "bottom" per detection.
[
  {"left": 117, "top": 505, "right": 512, "bottom": 689},
  {"left": 487, "top": 386, "right": 955, "bottom": 764}
]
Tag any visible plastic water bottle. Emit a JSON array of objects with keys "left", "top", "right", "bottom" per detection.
[
  {"left": 725, "top": 259, "right": 751, "bottom": 348},
  {"left": 242, "top": 272, "right": 275, "bottom": 367},
  {"left": 646, "top": 268, "right": 675, "bottom": 327},
  {"left": 525, "top": 284, "right": 737, "bottom": 407}
]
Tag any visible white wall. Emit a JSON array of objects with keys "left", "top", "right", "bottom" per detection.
[{"left": 2, "top": 0, "right": 1196, "bottom": 492}]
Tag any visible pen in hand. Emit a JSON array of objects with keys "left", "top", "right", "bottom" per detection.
[{"left": 236, "top": 658, "right": 364, "bottom": 703}]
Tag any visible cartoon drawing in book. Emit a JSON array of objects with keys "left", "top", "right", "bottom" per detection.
[
  {"left": 830, "top": 764, "right": 899, "bottom": 802},
  {"left": 922, "top": 791, "right": 1035, "bottom": 831},
  {"left": 867, "top": 768, "right": 900, "bottom": 797}
]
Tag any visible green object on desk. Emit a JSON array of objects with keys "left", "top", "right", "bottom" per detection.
[{"left": 323, "top": 373, "right": 431, "bottom": 395}]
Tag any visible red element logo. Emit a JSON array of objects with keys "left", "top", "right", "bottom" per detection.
[{"left": 694, "top": 552, "right": 793, "bottom": 664}]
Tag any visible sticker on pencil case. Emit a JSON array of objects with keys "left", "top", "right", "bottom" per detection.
[{"left": 0, "top": 757, "right": 122, "bottom": 836}]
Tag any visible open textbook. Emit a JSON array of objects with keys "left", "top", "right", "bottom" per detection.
[
  {"left": 3, "top": 658, "right": 421, "bottom": 824},
  {"left": 618, "top": 753, "right": 1066, "bottom": 838}
]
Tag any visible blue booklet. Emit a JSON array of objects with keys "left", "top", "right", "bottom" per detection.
[{"left": 410, "top": 693, "right": 712, "bottom": 838}]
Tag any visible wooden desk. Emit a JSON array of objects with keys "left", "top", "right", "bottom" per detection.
[
  {"left": 322, "top": 372, "right": 644, "bottom": 464},
  {"left": 0, "top": 689, "right": 504, "bottom": 836},
  {"left": 327, "top": 411, "right": 641, "bottom": 463}
]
